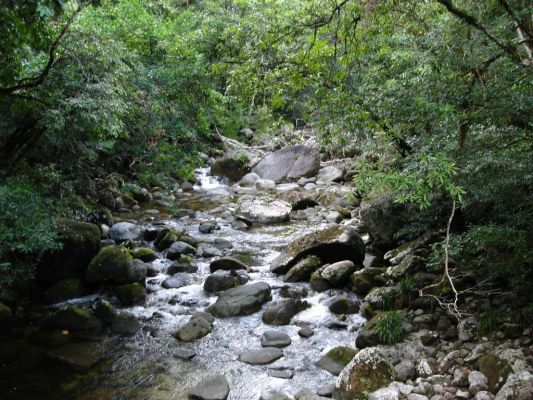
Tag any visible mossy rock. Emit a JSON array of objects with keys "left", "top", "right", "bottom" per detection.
[
  {"left": 50, "top": 306, "right": 103, "bottom": 331},
  {"left": 310, "top": 268, "right": 331, "bottom": 292},
  {"left": 338, "top": 347, "right": 394, "bottom": 397},
  {"left": 329, "top": 295, "right": 360, "bottom": 314},
  {"left": 44, "top": 278, "right": 83, "bottom": 304},
  {"left": 47, "top": 342, "right": 106, "bottom": 371},
  {"left": 154, "top": 228, "right": 197, "bottom": 251},
  {"left": 316, "top": 346, "right": 358, "bottom": 375},
  {"left": 131, "top": 247, "right": 156, "bottom": 262},
  {"left": 284, "top": 255, "right": 322, "bottom": 282},
  {"left": 115, "top": 283, "right": 146, "bottom": 306},
  {"left": 355, "top": 312, "right": 397, "bottom": 348},
  {"left": 270, "top": 226, "right": 365, "bottom": 274},
  {"left": 477, "top": 352, "right": 513, "bottom": 392},
  {"left": 37, "top": 219, "right": 101, "bottom": 284},
  {"left": 92, "top": 299, "right": 117, "bottom": 324},
  {"left": 0, "top": 302, "right": 12, "bottom": 323},
  {"left": 85, "top": 245, "right": 132, "bottom": 285},
  {"left": 349, "top": 270, "right": 388, "bottom": 296}
]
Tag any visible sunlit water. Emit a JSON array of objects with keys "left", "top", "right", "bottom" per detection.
[{"left": 1, "top": 168, "right": 366, "bottom": 400}]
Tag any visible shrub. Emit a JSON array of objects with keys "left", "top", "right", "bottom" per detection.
[
  {"left": 376, "top": 311, "right": 405, "bottom": 344},
  {"left": 0, "top": 180, "right": 61, "bottom": 286}
]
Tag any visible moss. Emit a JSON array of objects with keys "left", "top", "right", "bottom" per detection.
[
  {"left": 284, "top": 255, "right": 322, "bottom": 282},
  {"left": 50, "top": 306, "right": 103, "bottom": 331},
  {"left": 115, "top": 283, "right": 146, "bottom": 306},
  {"left": 179, "top": 255, "right": 193, "bottom": 264},
  {"left": 154, "top": 228, "right": 197, "bottom": 251},
  {"left": 44, "top": 278, "right": 83, "bottom": 304},
  {"left": 131, "top": 247, "right": 156, "bottom": 262},
  {"left": 285, "top": 226, "right": 344, "bottom": 257},
  {"left": 85, "top": 245, "right": 132, "bottom": 284},
  {"left": 477, "top": 352, "right": 512, "bottom": 392},
  {"left": 326, "top": 346, "right": 358, "bottom": 365}
]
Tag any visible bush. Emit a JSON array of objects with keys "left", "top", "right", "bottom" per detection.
[
  {"left": 376, "top": 311, "right": 405, "bottom": 344},
  {"left": 0, "top": 180, "right": 61, "bottom": 286}
]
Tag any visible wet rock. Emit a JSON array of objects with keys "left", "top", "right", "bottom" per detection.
[
  {"left": 214, "top": 238, "right": 233, "bottom": 250},
  {"left": 284, "top": 255, "right": 322, "bottom": 282},
  {"left": 317, "top": 383, "right": 337, "bottom": 397},
  {"left": 279, "top": 285, "right": 308, "bottom": 299},
  {"left": 131, "top": 247, "right": 156, "bottom": 262},
  {"left": 44, "top": 278, "right": 84, "bottom": 303},
  {"left": 321, "top": 260, "right": 356, "bottom": 287},
  {"left": 204, "top": 270, "right": 249, "bottom": 293},
  {"left": 269, "top": 370, "right": 293, "bottom": 379},
  {"left": 294, "top": 388, "right": 331, "bottom": 399},
  {"left": 162, "top": 273, "right": 193, "bottom": 289},
  {"left": 239, "top": 347, "right": 283, "bottom": 365},
  {"left": 261, "top": 330, "right": 291, "bottom": 348},
  {"left": 108, "top": 222, "right": 142, "bottom": 243},
  {"left": 260, "top": 390, "right": 291, "bottom": 400},
  {"left": 111, "top": 312, "right": 140, "bottom": 335},
  {"left": 115, "top": 282, "right": 147, "bottom": 305},
  {"left": 174, "top": 348, "right": 196, "bottom": 360},
  {"left": 50, "top": 306, "right": 103, "bottom": 331},
  {"left": 252, "top": 145, "right": 320, "bottom": 183},
  {"left": 167, "top": 241, "right": 196, "bottom": 260},
  {"left": 298, "top": 327, "right": 314, "bottom": 338},
  {"left": 167, "top": 263, "right": 198, "bottom": 274},
  {"left": 209, "top": 257, "right": 248, "bottom": 273},
  {"left": 92, "top": 299, "right": 117, "bottom": 324},
  {"left": 236, "top": 197, "right": 291, "bottom": 224},
  {"left": 199, "top": 246, "right": 223, "bottom": 258},
  {"left": 495, "top": 371, "right": 533, "bottom": 400},
  {"left": 270, "top": 226, "right": 365, "bottom": 274},
  {"left": 175, "top": 314, "right": 213, "bottom": 342},
  {"left": 207, "top": 282, "right": 272, "bottom": 317},
  {"left": 154, "top": 228, "right": 197, "bottom": 251},
  {"left": 47, "top": 342, "right": 105, "bottom": 371},
  {"left": 37, "top": 219, "right": 101, "bottom": 283},
  {"left": 310, "top": 267, "right": 332, "bottom": 292},
  {"left": 316, "top": 346, "right": 358, "bottom": 375},
  {"left": 337, "top": 347, "right": 394, "bottom": 397},
  {"left": 188, "top": 374, "right": 230, "bottom": 400},
  {"left": 328, "top": 295, "right": 360, "bottom": 314},
  {"left": 199, "top": 222, "right": 218, "bottom": 234},
  {"left": 262, "top": 299, "right": 310, "bottom": 325}
]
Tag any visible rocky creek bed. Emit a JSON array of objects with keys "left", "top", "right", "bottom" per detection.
[{"left": 0, "top": 152, "right": 531, "bottom": 400}]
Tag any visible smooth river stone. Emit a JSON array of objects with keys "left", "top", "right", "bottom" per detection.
[
  {"left": 239, "top": 347, "right": 283, "bottom": 365},
  {"left": 261, "top": 330, "right": 292, "bottom": 348},
  {"left": 188, "top": 374, "right": 230, "bottom": 400}
]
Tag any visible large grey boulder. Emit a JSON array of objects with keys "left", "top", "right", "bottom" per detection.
[
  {"left": 162, "top": 273, "right": 193, "bottom": 289},
  {"left": 175, "top": 314, "right": 214, "bottom": 342},
  {"left": 316, "top": 165, "right": 344, "bottom": 185},
  {"left": 188, "top": 374, "right": 230, "bottom": 400},
  {"left": 270, "top": 226, "right": 365, "bottom": 274},
  {"left": 236, "top": 197, "right": 291, "bottom": 224},
  {"left": 321, "top": 260, "right": 356, "bottom": 287},
  {"left": 207, "top": 282, "right": 272, "bottom": 317},
  {"left": 204, "top": 270, "right": 249, "bottom": 293},
  {"left": 211, "top": 149, "right": 260, "bottom": 182},
  {"left": 261, "top": 330, "right": 292, "bottom": 348},
  {"left": 108, "top": 222, "right": 142, "bottom": 243},
  {"left": 85, "top": 245, "right": 145, "bottom": 285},
  {"left": 495, "top": 371, "right": 533, "bottom": 400},
  {"left": 252, "top": 145, "right": 320, "bottom": 183}
]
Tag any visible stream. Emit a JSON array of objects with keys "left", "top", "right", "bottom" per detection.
[{"left": 1, "top": 168, "right": 368, "bottom": 400}]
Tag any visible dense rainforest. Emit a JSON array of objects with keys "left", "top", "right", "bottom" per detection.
[{"left": 0, "top": 1, "right": 532, "bottom": 399}]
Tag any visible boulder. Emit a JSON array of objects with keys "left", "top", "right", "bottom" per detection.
[
  {"left": 349, "top": 267, "right": 388, "bottom": 296},
  {"left": 328, "top": 295, "right": 360, "bottom": 314},
  {"left": 239, "top": 347, "right": 283, "bottom": 365},
  {"left": 261, "top": 330, "right": 291, "bottom": 348},
  {"left": 154, "top": 228, "right": 197, "bottom": 251},
  {"left": 365, "top": 286, "right": 400, "bottom": 310},
  {"left": 162, "top": 273, "right": 193, "bottom": 289},
  {"left": 108, "top": 222, "right": 142, "bottom": 243},
  {"left": 368, "top": 388, "right": 400, "bottom": 400},
  {"left": 386, "top": 255, "right": 425, "bottom": 280},
  {"left": 44, "top": 278, "right": 83, "bottom": 303},
  {"left": 477, "top": 347, "right": 528, "bottom": 392},
  {"left": 359, "top": 194, "right": 414, "bottom": 252},
  {"left": 337, "top": 347, "right": 395, "bottom": 398},
  {"left": 209, "top": 257, "right": 248, "bottom": 273},
  {"left": 284, "top": 255, "right": 322, "bottom": 282},
  {"left": 204, "top": 270, "right": 249, "bottom": 293},
  {"left": 316, "top": 165, "right": 344, "bottom": 185},
  {"left": 211, "top": 149, "right": 260, "bottom": 182},
  {"left": 278, "top": 191, "right": 318, "bottom": 210},
  {"left": 495, "top": 371, "right": 533, "bottom": 400},
  {"left": 47, "top": 342, "right": 105, "bottom": 371},
  {"left": 131, "top": 247, "right": 156, "bottom": 262},
  {"left": 111, "top": 312, "right": 140, "bottom": 335},
  {"left": 199, "top": 222, "right": 218, "bottom": 234},
  {"left": 166, "top": 241, "right": 196, "bottom": 260},
  {"left": 252, "top": 145, "right": 320, "bottom": 183},
  {"left": 85, "top": 245, "right": 142, "bottom": 285},
  {"left": 321, "top": 260, "right": 356, "bottom": 287},
  {"left": 356, "top": 313, "right": 389, "bottom": 348},
  {"left": 270, "top": 226, "right": 365, "bottom": 274},
  {"left": 50, "top": 306, "right": 103, "bottom": 331},
  {"left": 236, "top": 197, "right": 291, "bottom": 224},
  {"left": 37, "top": 219, "right": 101, "bottom": 283},
  {"left": 262, "top": 299, "right": 310, "bottom": 325},
  {"left": 175, "top": 314, "right": 214, "bottom": 342},
  {"left": 92, "top": 299, "right": 117, "bottom": 324},
  {"left": 469, "top": 371, "right": 489, "bottom": 395},
  {"left": 316, "top": 346, "right": 358, "bottom": 375},
  {"left": 207, "top": 282, "right": 271, "bottom": 317},
  {"left": 115, "top": 282, "right": 146, "bottom": 305},
  {"left": 239, "top": 172, "right": 261, "bottom": 187},
  {"left": 188, "top": 374, "right": 230, "bottom": 400}
]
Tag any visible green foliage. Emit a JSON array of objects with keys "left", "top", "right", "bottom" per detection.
[
  {"left": 376, "top": 311, "right": 405, "bottom": 345},
  {"left": 0, "top": 179, "right": 61, "bottom": 286},
  {"left": 234, "top": 152, "right": 250, "bottom": 168}
]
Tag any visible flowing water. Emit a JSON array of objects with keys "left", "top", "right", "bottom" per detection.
[{"left": 0, "top": 168, "right": 367, "bottom": 400}]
